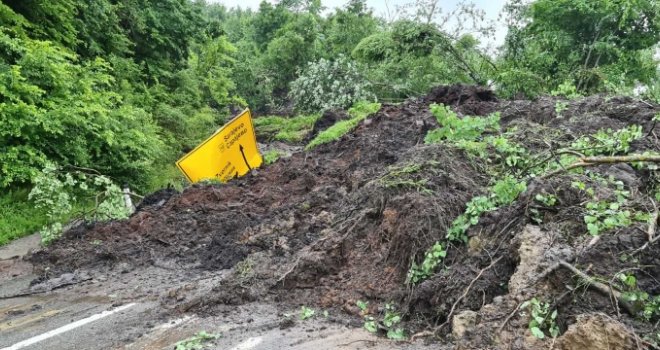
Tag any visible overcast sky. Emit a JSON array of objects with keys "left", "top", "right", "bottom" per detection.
[{"left": 208, "top": 0, "right": 509, "bottom": 47}]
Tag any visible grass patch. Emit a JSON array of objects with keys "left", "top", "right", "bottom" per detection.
[
  {"left": 305, "top": 101, "right": 381, "bottom": 150},
  {"left": 254, "top": 114, "right": 320, "bottom": 142},
  {"left": 0, "top": 189, "right": 50, "bottom": 246},
  {"left": 263, "top": 150, "right": 284, "bottom": 165}
]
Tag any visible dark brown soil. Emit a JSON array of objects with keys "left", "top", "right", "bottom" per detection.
[{"left": 29, "top": 85, "right": 660, "bottom": 349}]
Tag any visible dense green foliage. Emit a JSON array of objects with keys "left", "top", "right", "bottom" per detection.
[
  {"left": 1, "top": 0, "right": 659, "bottom": 244},
  {"left": 499, "top": 0, "right": 660, "bottom": 97}
]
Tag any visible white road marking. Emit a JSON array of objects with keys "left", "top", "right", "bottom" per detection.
[
  {"left": 155, "top": 315, "right": 195, "bottom": 330},
  {"left": 229, "top": 337, "right": 263, "bottom": 350},
  {"left": 0, "top": 303, "right": 136, "bottom": 350}
]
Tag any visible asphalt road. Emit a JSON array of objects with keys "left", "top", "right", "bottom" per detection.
[{"left": 0, "top": 235, "right": 418, "bottom": 350}]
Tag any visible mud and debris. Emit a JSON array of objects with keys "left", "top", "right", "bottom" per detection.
[{"left": 26, "top": 85, "right": 660, "bottom": 349}]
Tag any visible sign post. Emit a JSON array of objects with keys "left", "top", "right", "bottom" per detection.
[{"left": 176, "top": 109, "right": 263, "bottom": 183}]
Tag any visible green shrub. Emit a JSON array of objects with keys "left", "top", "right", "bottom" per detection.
[
  {"left": 424, "top": 104, "right": 500, "bottom": 144},
  {"left": 0, "top": 32, "right": 164, "bottom": 190}
]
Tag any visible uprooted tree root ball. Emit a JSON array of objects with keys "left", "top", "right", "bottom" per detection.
[{"left": 30, "top": 85, "right": 660, "bottom": 349}]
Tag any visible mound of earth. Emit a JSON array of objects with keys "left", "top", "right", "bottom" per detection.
[{"left": 29, "top": 85, "right": 660, "bottom": 349}]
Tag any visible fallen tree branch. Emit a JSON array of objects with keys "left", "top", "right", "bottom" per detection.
[
  {"left": 558, "top": 260, "right": 636, "bottom": 316},
  {"left": 411, "top": 256, "right": 503, "bottom": 341},
  {"left": 543, "top": 154, "right": 660, "bottom": 179}
]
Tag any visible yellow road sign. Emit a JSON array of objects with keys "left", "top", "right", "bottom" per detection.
[{"left": 176, "top": 109, "right": 263, "bottom": 183}]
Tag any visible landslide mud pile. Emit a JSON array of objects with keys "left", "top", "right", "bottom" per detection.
[{"left": 31, "top": 86, "right": 660, "bottom": 349}]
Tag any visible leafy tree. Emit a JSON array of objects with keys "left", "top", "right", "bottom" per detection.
[
  {"left": 74, "top": 0, "right": 131, "bottom": 58},
  {"left": 500, "top": 0, "right": 660, "bottom": 96},
  {"left": 252, "top": 1, "right": 291, "bottom": 50},
  {"left": 2, "top": 0, "right": 78, "bottom": 47},
  {"left": 290, "top": 55, "right": 374, "bottom": 112},
  {"left": 264, "top": 13, "right": 322, "bottom": 93},
  {"left": 353, "top": 20, "right": 492, "bottom": 99},
  {"left": 0, "top": 30, "right": 163, "bottom": 189},
  {"left": 115, "top": 0, "right": 204, "bottom": 78},
  {"left": 323, "top": 1, "right": 379, "bottom": 57}
]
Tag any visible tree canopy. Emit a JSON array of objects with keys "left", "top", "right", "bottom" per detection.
[{"left": 1, "top": 0, "right": 658, "bottom": 192}]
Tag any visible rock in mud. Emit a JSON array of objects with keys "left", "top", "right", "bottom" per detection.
[
  {"left": 555, "top": 314, "right": 636, "bottom": 350},
  {"left": 452, "top": 310, "right": 478, "bottom": 339},
  {"left": 508, "top": 225, "right": 573, "bottom": 295}
]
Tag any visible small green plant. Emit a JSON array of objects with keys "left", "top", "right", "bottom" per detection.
[
  {"left": 305, "top": 101, "right": 381, "bottom": 150},
  {"left": 616, "top": 273, "right": 660, "bottom": 321},
  {"left": 550, "top": 81, "right": 581, "bottom": 99},
  {"left": 582, "top": 178, "right": 632, "bottom": 236},
  {"left": 357, "top": 300, "right": 369, "bottom": 312},
  {"left": 358, "top": 301, "right": 406, "bottom": 340},
  {"left": 383, "top": 304, "right": 406, "bottom": 340},
  {"left": 521, "top": 298, "right": 559, "bottom": 339},
  {"left": 424, "top": 104, "right": 500, "bottom": 144},
  {"left": 554, "top": 101, "right": 569, "bottom": 118},
  {"left": 407, "top": 242, "right": 446, "bottom": 284},
  {"left": 531, "top": 192, "right": 558, "bottom": 223},
  {"left": 583, "top": 201, "right": 632, "bottom": 235},
  {"left": 535, "top": 193, "right": 558, "bottom": 206},
  {"left": 263, "top": 150, "right": 283, "bottom": 165},
  {"left": 175, "top": 331, "right": 221, "bottom": 350},
  {"left": 487, "top": 135, "right": 530, "bottom": 170},
  {"left": 449, "top": 176, "right": 527, "bottom": 242},
  {"left": 409, "top": 176, "right": 527, "bottom": 283},
  {"left": 300, "top": 306, "right": 316, "bottom": 320}
]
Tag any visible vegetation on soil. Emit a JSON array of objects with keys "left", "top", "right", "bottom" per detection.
[
  {"left": 254, "top": 114, "right": 320, "bottom": 142},
  {"left": 174, "top": 331, "right": 221, "bottom": 350},
  {"left": 522, "top": 298, "right": 560, "bottom": 339},
  {"left": 357, "top": 301, "right": 406, "bottom": 340},
  {"left": 305, "top": 101, "right": 381, "bottom": 150},
  {"left": 409, "top": 102, "right": 660, "bottom": 285}
]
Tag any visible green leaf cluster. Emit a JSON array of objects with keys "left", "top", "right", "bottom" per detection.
[
  {"left": 175, "top": 331, "right": 221, "bottom": 350},
  {"left": 522, "top": 298, "right": 559, "bottom": 339},
  {"left": 424, "top": 104, "right": 500, "bottom": 144}
]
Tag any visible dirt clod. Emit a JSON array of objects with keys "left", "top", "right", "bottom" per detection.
[{"left": 555, "top": 314, "right": 636, "bottom": 350}]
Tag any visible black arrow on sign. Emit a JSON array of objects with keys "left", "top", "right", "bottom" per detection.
[{"left": 239, "top": 144, "right": 252, "bottom": 171}]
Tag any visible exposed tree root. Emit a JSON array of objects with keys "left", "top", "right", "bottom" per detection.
[{"left": 410, "top": 256, "right": 503, "bottom": 341}]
